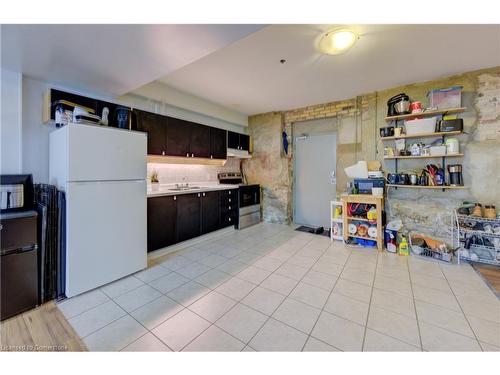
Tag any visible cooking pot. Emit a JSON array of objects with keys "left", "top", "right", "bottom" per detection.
[
  {"left": 394, "top": 99, "right": 410, "bottom": 114},
  {"left": 379, "top": 126, "right": 394, "bottom": 138}
]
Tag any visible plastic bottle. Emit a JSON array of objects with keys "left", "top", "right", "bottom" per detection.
[{"left": 399, "top": 235, "right": 410, "bottom": 256}]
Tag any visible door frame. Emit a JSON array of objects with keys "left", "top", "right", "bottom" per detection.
[{"left": 291, "top": 117, "right": 339, "bottom": 227}]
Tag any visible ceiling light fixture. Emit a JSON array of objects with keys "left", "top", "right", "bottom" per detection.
[{"left": 319, "top": 29, "right": 358, "bottom": 55}]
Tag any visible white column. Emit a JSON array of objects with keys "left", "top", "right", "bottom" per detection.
[{"left": 0, "top": 68, "right": 23, "bottom": 174}]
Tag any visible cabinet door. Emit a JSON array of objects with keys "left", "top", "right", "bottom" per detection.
[
  {"left": 240, "top": 134, "right": 250, "bottom": 151},
  {"left": 189, "top": 123, "right": 211, "bottom": 158},
  {"left": 176, "top": 193, "right": 201, "bottom": 242},
  {"left": 201, "top": 191, "right": 220, "bottom": 234},
  {"left": 166, "top": 117, "right": 192, "bottom": 157},
  {"left": 147, "top": 195, "right": 177, "bottom": 252},
  {"left": 135, "top": 109, "right": 166, "bottom": 155},
  {"left": 210, "top": 127, "right": 227, "bottom": 159},
  {"left": 228, "top": 131, "right": 240, "bottom": 149}
]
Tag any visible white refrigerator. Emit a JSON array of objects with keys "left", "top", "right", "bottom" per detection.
[{"left": 50, "top": 123, "right": 147, "bottom": 297}]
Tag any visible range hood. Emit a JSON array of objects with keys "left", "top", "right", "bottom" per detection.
[{"left": 227, "top": 148, "right": 252, "bottom": 159}]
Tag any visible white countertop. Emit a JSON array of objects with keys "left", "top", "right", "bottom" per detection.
[{"left": 147, "top": 182, "right": 238, "bottom": 197}]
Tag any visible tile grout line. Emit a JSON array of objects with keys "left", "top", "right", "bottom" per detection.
[
  {"left": 360, "top": 248, "right": 380, "bottom": 351},
  {"left": 160, "top": 230, "right": 315, "bottom": 351},
  {"left": 438, "top": 263, "right": 485, "bottom": 351},
  {"left": 299, "top": 242, "right": 355, "bottom": 352},
  {"left": 235, "top": 237, "right": 330, "bottom": 351},
  {"left": 63, "top": 223, "right": 290, "bottom": 350},
  {"left": 406, "top": 257, "right": 424, "bottom": 351}
]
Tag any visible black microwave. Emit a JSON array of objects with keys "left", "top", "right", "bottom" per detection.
[
  {"left": 239, "top": 185, "right": 260, "bottom": 208},
  {"left": 0, "top": 174, "right": 34, "bottom": 213}
]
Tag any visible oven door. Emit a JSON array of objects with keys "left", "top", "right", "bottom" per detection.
[{"left": 239, "top": 185, "right": 260, "bottom": 208}]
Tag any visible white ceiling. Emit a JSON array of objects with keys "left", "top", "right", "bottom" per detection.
[
  {"left": 158, "top": 24, "right": 500, "bottom": 114},
  {"left": 1, "top": 24, "right": 264, "bottom": 96}
]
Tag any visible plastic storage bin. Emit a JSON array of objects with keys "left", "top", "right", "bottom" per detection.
[
  {"left": 427, "top": 86, "right": 462, "bottom": 109},
  {"left": 404, "top": 117, "right": 437, "bottom": 135},
  {"left": 430, "top": 145, "right": 446, "bottom": 156}
]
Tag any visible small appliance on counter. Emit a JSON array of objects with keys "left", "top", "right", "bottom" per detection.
[
  {"left": 387, "top": 93, "right": 410, "bottom": 116},
  {"left": 218, "top": 172, "right": 261, "bottom": 229}
]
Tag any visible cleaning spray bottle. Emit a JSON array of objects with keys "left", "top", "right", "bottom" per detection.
[{"left": 399, "top": 235, "right": 410, "bottom": 256}]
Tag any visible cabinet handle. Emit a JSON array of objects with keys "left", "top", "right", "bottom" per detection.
[
  {"left": 229, "top": 198, "right": 231, "bottom": 203},
  {"left": 186, "top": 152, "right": 189, "bottom": 157},
  {"left": 173, "top": 196, "right": 176, "bottom": 200},
  {"left": 198, "top": 193, "right": 201, "bottom": 197},
  {"left": 162, "top": 150, "right": 165, "bottom": 156},
  {"left": 191, "top": 153, "right": 194, "bottom": 157},
  {"left": 229, "top": 206, "right": 231, "bottom": 210},
  {"left": 229, "top": 217, "right": 231, "bottom": 222},
  {"left": 229, "top": 191, "right": 231, "bottom": 195},
  {"left": 210, "top": 155, "right": 213, "bottom": 159},
  {"left": 203, "top": 192, "right": 205, "bottom": 197}
]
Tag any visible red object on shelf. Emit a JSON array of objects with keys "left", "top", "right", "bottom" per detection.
[{"left": 410, "top": 101, "right": 422, "bottom": 113}]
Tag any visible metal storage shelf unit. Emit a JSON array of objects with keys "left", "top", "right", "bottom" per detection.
[{"left": 451, "top": 211, "right": 500, "bottom": 266}]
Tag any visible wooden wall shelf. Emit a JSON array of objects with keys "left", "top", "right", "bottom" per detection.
[
  {"left": 387, "top": 184, "right": 467, "bottom": 190},
  {"left": 381, "top": 131, "right": 463, "bottom": 141},
  {"left": 384, "top": 153, "right": 464, "bottom": 160},
  {"left": 385, "top": 107, "right": 467, "bottom": 121}
]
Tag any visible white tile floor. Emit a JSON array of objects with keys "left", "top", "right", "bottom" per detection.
[{"left": 58, "top": 222, "right": 500, "bottom": 352}]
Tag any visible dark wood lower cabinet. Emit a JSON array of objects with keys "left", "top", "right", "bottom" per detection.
[
  {"left": 147, "top": 195, "right": 177, "bottom": 252},
  {"left": 201, "top": 191, "right": 220, "bottom": 234},
  {"left": 147, "top": 189, "right": 239, "bottom": 252},
  {"left": 176, "top": 193, "right": 202, "bottom": 242},
  {"left": 220, "top": 189, "right": 239, "bottom": 229}
]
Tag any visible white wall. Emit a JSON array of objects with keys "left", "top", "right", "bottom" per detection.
[
  {"left": 21, "top": 76, "right": 248, "bottom": 183},
  {"left": 127, "top": 81, "right": 248, "bottom": 128},
  {"left": 1, "top": 69, "right": 23, "bottom": 174}
]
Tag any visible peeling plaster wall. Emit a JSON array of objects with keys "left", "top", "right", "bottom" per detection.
[
  {"left": 244, "top": 66, "right": 500, "bottom": 238},
  {"left": 242, "top": 112, "right": 290, "bottom": 223}
]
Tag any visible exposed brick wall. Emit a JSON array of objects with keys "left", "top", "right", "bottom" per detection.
[{"left": 474, "top": 72, "right": 500, "bottom": 141}]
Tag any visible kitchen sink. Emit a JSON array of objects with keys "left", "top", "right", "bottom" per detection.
[{"left": 167, "top": 186, "right": 203, "bottom": 191}]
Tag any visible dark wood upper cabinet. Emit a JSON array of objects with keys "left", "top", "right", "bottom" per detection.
[
  {"left": 240, "top": 134, "right": 250, "bottom": 151},
  {"left": 210, "top": 127, "right": 227, "bottom": 160},
  {"left": 135, "top": 109, "right": 166, "bottom": 156},
  {"left": 228, "top": 131, "right": 250, "bottom": 151},
  {"left": 228, "top": 131, "right": 240, "bottom": 149},
  {"left": 135, "top": 109, "right": 231, "bottom": 159},
  {"left": 176, "top": 193, "right": 201, "bottom": 242},
  {"left": 147, "top": 195, "right": 177, "bottom": 252},
  {"left": 189, "top": 123, "right": 211, "bottom": 158},
  {"left": 201, "top": 191, "right": 220, "bottom": 234},
  {"left": 165, "top": 117, "right": 191, "bottom": 157}
]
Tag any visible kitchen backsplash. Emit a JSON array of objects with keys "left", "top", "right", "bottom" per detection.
[{"left": 147, "top": 158, "right": 241, "bottom": 184}]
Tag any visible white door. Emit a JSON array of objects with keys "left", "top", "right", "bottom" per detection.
[
  {"left": 294, "top": 132, "right": 337, "bottom": 228},
  {"left": 65, "top": 179, "right": 147, "bottom": 297},
  {"left": 67, "top": 124, "right": 147, "bottom": 182}
]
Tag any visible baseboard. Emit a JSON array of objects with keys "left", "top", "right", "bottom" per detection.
[{"left": 147, "top": 226, "right": 237, "bottom": 260}]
